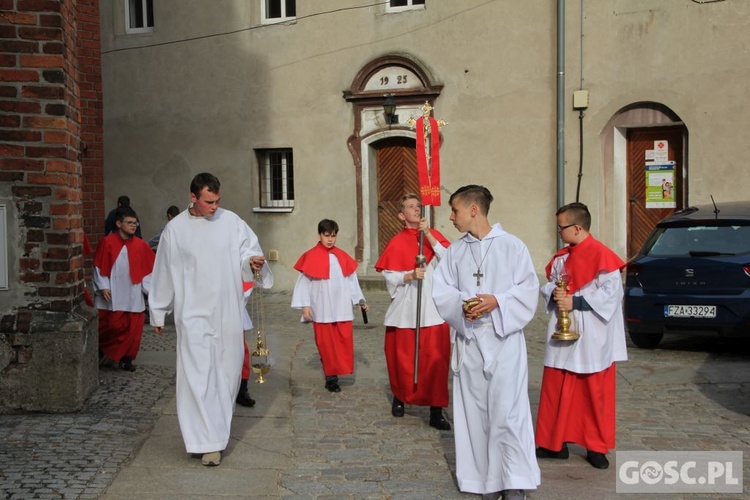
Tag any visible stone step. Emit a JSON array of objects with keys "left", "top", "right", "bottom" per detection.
[{"left": 358, "top": 275, "right": 386, "bottom": 292}]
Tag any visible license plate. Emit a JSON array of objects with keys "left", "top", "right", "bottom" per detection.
[{"left": 664, "top": 305, "right": 717, "bottom": 318}]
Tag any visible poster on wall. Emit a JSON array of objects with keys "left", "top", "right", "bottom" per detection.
[
  {"left": 645, "top": 161, "right": 676, "bottom": 208},
  {"left": 653, "top": 140, "right": 669, "bottom": 162}
]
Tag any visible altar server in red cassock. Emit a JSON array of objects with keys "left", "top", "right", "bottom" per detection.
[
  {"left": 93, "top": 206, "right": 155, "bottom": 372},
  {"left": 535, "top": 202, "right": 628, "bottom": 470},
  {"left": 291, "top": 219, "right": 368, "bottom": 393},
  {"left": 375, "top": 193, "right": 451, "bottom": 430}
]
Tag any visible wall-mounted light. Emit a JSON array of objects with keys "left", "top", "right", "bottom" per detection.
[{"left": 383, "top": 94, "right": 398, "bottom": 126}]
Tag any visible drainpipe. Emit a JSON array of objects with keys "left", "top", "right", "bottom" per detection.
[{"left": 556, "top": 0, "right": 566, "bottom": 247}]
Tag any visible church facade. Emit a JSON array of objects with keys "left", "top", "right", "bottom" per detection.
[{"left": 98, "top": 0, "right": 750, "bottom": 290}]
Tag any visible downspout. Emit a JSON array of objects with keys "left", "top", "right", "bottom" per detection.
[{"left": 556, "top": 0, "right": 566, "bottom": 246}]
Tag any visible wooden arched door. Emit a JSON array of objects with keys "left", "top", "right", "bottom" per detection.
[
  {"left": 627, "top": 125, "right": 687, "bottom": 258},
  {"left": 375, "top": 137, "right": 419, "bottom": 255}
]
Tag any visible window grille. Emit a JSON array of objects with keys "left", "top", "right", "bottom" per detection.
[{"left": 258, "top": 149, "right": 295, "bottom": 209}]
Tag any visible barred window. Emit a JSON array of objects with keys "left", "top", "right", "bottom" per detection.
[
  {"left": 125, "top": 0, "right": 154, "bottom": 33},
  {"left": 258, "top": 149, "right": 294, "bottom": 209}
]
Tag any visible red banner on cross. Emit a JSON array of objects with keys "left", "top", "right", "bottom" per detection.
[{"left": 415, "top": 116, "right": 442, "bottom": 206}]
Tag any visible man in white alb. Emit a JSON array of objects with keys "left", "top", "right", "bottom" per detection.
[
  {"left": 149, "top": 172, "right": 271, "bottom": 467},
  {"left": 432, "top": 184, "right": 540, "bottom": 500}
]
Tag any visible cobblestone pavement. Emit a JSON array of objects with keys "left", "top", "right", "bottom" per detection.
[
  {"left": 0, "top": 334, "right": 175, "bottom": 499},
  {"left": 2, "top": 287, "right": 750, "bottom": 499}
]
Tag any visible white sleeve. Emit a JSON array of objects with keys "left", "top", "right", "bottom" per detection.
[
  {"left": 93, "top": 267, "right": 110, "bottom": 292},
  {"left": 382, "top": 270, "right": 407, "bottom": 298},
  {"left": 290, "top": 273, "right": 312, "bottom": 309}
]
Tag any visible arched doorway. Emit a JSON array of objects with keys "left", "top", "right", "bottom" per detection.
[
  {"left": 601, "top": 102, "right": 687, "bottom": 259},
  {"left": 343, "top": 54, "right": 443, "bottom": 270}
]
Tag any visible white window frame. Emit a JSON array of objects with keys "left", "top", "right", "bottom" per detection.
[
  {"left": 124, "top": 0, "right": 154, "bottom": 34},
  {"left": 254, "top": 149, "right": 295, "bottom": 212},
  {"left": 385, "top": 0, "right": 425, "bottom": 14},
  {"left": 261, "top": 0, "right": 297, "bottom": 25}
]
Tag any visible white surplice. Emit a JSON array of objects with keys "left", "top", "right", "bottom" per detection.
[
  {"left": 148, "top": 207, "right": 271, "bottom": 454},
  {"left": 432, "top": 223, "right": 541, "bottom": 494},
  {"left": 541, "top": 257, "right": 628, "bottom": 373},
  {"left": 93, "top": 246, "right": 151, "bottom": 312},
  {"left": 290, "top": 255, "right": 365, "bottom": 322},
  {"left": 381, "top": 243, "right": 446, "bottom": 328}
]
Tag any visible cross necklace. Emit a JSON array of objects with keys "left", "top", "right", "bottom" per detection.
[{"left": 470, "top": 238, "right": 495, "bottom": 286}]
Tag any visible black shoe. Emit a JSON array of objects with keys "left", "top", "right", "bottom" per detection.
[
  {"left": 501, "top": 490, "right": 526, "bottom": 500},
  {"left": 99, "top": 350, "right": 113, "bottom": 367},
  {"left": 236, "top": 390, "right": 256, "bottom": 407},
  {"left": 536, "top": 444, "right": 569, "bottom": 459},
  {"left": 586, "top": 450, "right": 609, "bottom": 469},
  {"left": 324, "top": 380, "right": 341, "bottom": 392},
  {"left": 119, "top": 357, "right": 136, "bottom": 372},
  {"left": 429, "top": 407, "right": 451, "bottom": 430},
  {"left": 391, "top": 397, "right": 405, "bottom": 417}
]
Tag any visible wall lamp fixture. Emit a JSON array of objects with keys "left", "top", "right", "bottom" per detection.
[{"left": 383, "top": 94, "right": 398, "bottom": 126}]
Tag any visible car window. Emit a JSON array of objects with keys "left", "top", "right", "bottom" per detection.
[{"left": 645, "top": 224, "right": 750, "bottom": 257}]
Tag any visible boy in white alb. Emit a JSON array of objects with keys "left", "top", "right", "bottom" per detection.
[{"left": 432, "top": 185, "right": 540, "bottom": 500}]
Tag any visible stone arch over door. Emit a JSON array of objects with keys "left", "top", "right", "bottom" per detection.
[
  {"left": 600, "top": 102, "right": 687, "bottom": 258},
  {"left": 343, "top": 54, "right": 443, "bottom": 270}
]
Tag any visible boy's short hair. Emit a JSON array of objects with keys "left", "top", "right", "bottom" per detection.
[
  {"left": 449, "top": 185, "right": 494, "bottom": 215},
  {"left": 115, "top": 205, "right": 137, "bottom": 222},
  {"left": 399, "top": 193, "right": 421, "bottom": 212},
  {"left": 190, "top": 173, "right": 221, "bottom": 198},
  {"left": 318, "top": 219, "right": 339, "bottom": 235},
  {"left": 557, "top": 202, "right": 591, "bottom": 230},
  {"left": 166, "top": 205, "right": 180, "bottom": 218}
]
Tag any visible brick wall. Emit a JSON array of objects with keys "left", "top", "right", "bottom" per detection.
[
  {"left": 0, "top": 0, "right": 101, "bottom": 412},
  {"left": 76, "top": 0, "right": 102, "bottom": 251},
  {"left": 1, "top": 0, "right": 81, "bottom": 312}
]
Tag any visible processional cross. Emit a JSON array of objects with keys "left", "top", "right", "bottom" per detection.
[
  {"left": 407, "top": 102, "right": 447, "bottom": 206},
  {"left": 407, "top": 102, "right": 446, "bottom": 384}
]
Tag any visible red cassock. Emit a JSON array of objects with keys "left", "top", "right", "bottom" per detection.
[
  {"left": 295, "top": 243, "right": 359, "bottom": 377},
  {"left": 98, "top": 310, "right": 146, "bottom": 362},
  {"left": 313, "top": 322, "right": 355, "bottom": 377},
  {"left": 93, "top": 232, "right": 154, "bottom": 362},
  {"left": 242, "top": 342, "right": 251, "bottom": 380},
  {"left": 535, "top": 364, "right": 617, "bottom": 454},
  {"left": 375, "top": 228, "right": 451, "bottom": 407},
  {"left": 384, "top": 324, "right": 450, "bottom": 407}
]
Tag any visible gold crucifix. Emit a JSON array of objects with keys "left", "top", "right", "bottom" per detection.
[{"left": 407, "top": 102, "right": 447, "bottom": 172}]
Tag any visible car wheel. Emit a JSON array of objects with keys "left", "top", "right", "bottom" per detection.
[{"left": 629, "top": 332, "right": 663, "bottom": 349}]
